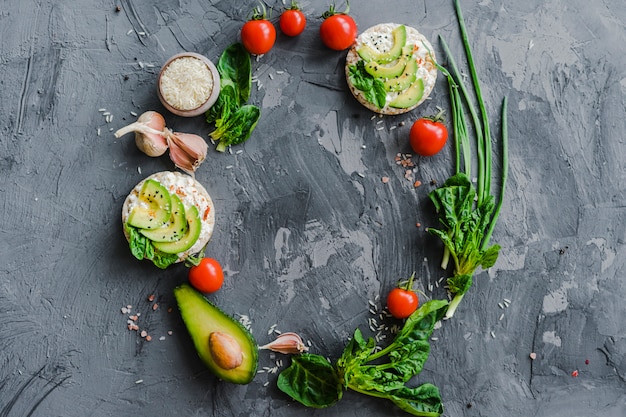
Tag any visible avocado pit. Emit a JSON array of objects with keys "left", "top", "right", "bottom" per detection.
[{"left": 209, "top": 331, "right": 244, "bottom": 370}]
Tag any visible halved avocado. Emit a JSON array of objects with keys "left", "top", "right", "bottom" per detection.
[
  {"left": 126, "top": 179, "right": 171, "bottom": 230},
  {"left": 357, "top": 24, "right": 407, "bottom": 63},
  {"left": 139, "top": 193, "right": 188, "bottom": 243},
  {"left": 383, "top": 57, "right": 418, "bottom": 92},
  {"left": 389, "top": 77, "right": 425, "bottom": 109},
  {"left": 152, "top": 204, "right": 201, "bottom": 254},
  {"left": 174, "top": 284, "right": 258, "bottom": 384}
]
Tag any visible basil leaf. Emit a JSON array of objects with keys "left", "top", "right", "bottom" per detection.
[{"left": 277, "top": 354, "right": 343, "bottom": 408}]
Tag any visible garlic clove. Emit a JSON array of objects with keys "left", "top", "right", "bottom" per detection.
[
  {"left": 114, "top": 111, "right": 168, "bottom": 157},
  {"left": 166, "top": 130, "right": 208, "bottom": 175},
  {"left": 258, "top": 332, "right": 309, "bottom": 355}
]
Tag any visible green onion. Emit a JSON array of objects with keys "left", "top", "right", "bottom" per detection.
[{"left": 427, "top": 0, "right": 509, "bottom": 318}]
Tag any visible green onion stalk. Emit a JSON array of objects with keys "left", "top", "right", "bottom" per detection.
[{"left": 427, "top": 0, "right": 509, "bottom": 319}]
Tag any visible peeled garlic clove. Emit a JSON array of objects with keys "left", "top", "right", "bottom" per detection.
[
  {"left": 258, "top": 332, "right": 309, "bottom": 355},
  {"left": 166, "top": 130, "right": 208, "bottom": 175},
  {"left": 114, "top": 111, "right": 168, "bottom": 157}
]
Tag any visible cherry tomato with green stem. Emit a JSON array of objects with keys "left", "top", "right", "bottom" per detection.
[
  {"left": 241, "top": 4, "right": 276, "bottom": 55},
  {"left": 188, "top": 257, "right": 224, "bottom": 293},
  {"left": 409, "top": 110, "right": 449, "bottom": 157},
  {"left": 280, "top": 2, "right": 306, "bottom": 37},
  {"left": 387, "top": 272, "right": 420, "bottom": 319},
  {"left": 319, "top": 3, "right": 357, "bottom": 51}
]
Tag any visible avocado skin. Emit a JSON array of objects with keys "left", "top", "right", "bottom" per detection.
[{"left": 174, "top": 284, "right": 258, "bottom": 384}]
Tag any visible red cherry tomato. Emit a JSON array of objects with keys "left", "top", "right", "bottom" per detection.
[
  {"left": 241, "top": 7, "right": 276, "bottom": 55},
  {"left": 319, "top": 6, "right": 357, "bottom": 51},
  {"left": 280, "top": 6, "right": 306, "bottom": 37},
  {"left": 188, "top": 258, "right": 224, "bottom": 293},
  {"left": 386, "top": 273, "right": 419, "bottom": 319},
  {"left": 387, "top": 288, "right": 419, "bottom": 319},
  {"left": 409, "top": 113, "right": 448, "bottom": 157}
]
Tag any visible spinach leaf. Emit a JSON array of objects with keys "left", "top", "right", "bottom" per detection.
[
  {"left": 125, "top": 224, "right": 178, "bottom": 269},
  {"left": 216, "top": 43, "right": 251, "bottom": 104},
  {"left": 389, "top": 384, "right": 445, "bottom": 417},
  {"left": 348, "top": 62, "right": 387, "bottom": 109},
  {"left": 206, "top": 43, "right": 261, "bottom": 152},
  {"left": 278, "top": 300, "right": 447, "bottom": 416},
  {"left": 277, "top": 354, "right": 343, "bottom": 408},
  {"left": 210, "top": 105, "right": 260, "bottom": 152}
]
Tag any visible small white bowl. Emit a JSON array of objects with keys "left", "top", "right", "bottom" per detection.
[{"left": 157, "top": 52, "right": 221, "bottom": 117}]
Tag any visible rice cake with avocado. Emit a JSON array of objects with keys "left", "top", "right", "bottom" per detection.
[
  {"left": 345, "top": 23, "right": 438, "bottom": 115},
  {"left": 122, "top": 171, "right": 215, "bottom": 268}
]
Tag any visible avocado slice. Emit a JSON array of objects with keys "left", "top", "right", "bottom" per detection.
[
  {"left": 139, "top": 193, "right": 188, "bottom": 242},
  {"left": 174, "top": 284, "right": 258, "bottom": 384},
  {"left": 389, "top": 77, "right": 425, "bottom": 109},
  {"left": 364, "top": 45, "right": 414, "bottom": 79},
  {"left": 127, "top": 179, "right": 171, "bottom": 230},
  {"left": 383, "top": 57, "right": 418, "bottom": 92},
  {"left": 365, "top": 55, "right": 407, "bottom": 79},
  {"left": 152, "top": 204, "right": 201, "bottom": 254},
  {"left": 357, "top": 24, "right": 407, "bottom": 63}
]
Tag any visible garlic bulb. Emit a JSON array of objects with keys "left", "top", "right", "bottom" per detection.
[{"left": 113, "top": 111, "right": 168, "bottom": 157}]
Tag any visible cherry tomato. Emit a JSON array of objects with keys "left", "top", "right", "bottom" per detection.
[
  {"left": 280, "top": 4, "right": 306, "bottom": 37},
  {"left": 386, "top": 273, "right": 419, "bottom": 319},
  {"left": 319, "top": 5, "right": 357, "bottom": 51},
  {"left": 241, "top": 6, "right": 276, "bottom": 55},
  {"left": 409, "top": 112, "right": 448, "bottom": 157},
  {"left": 188, "top": 258, "right": 224, "bottom": 293},
  {"left": 387, "top": 288, "right": 419, "bottom": 319}
]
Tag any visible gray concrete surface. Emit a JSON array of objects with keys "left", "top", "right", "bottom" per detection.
[{"left": 1, "top": 0, "right": 625, "bottom": 416}]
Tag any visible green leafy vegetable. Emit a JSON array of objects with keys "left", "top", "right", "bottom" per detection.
[
  {"left": 348, "top": 61, "right": 387, "bottom": 109},
  {"left": 427, "top": 0, "right": 509, "bottom": 318},
  {"left": 277, "top": 300, "right": 448, "bottom": 416},
  {"left": 125, "top": 224, "right": 179, "bottom": 269},
  {"left": 210, "top": 105, "right": 261, "bottom": 152},
  {"left": 206, "top": 43, "right": 261, "bottom": 152},
  {"left": 277, "top": 354, "right": 343, "bottom": 408}
]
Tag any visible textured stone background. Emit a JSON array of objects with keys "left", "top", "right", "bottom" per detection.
[{"left": 1, "top": 0, "right": 625, "bottom": 416}]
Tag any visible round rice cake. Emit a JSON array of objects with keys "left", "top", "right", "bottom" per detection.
[
  {"left": 345, "top": 23, "right": 438, "bottom": 115},
  {"left": 122, "top": 171, "right": 215, "bottom": 265}
]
